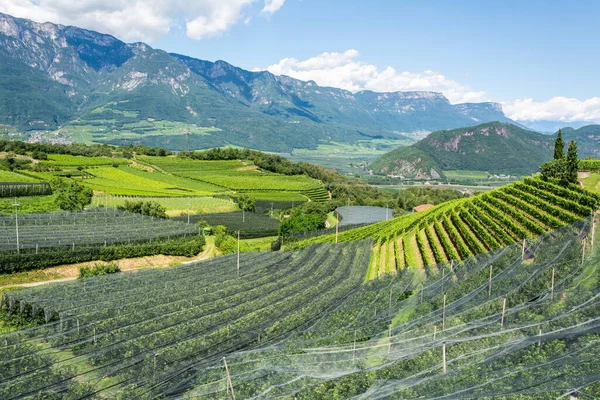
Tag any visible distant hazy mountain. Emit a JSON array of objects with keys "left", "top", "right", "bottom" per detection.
[
  {"left": 0, "top": 12, "right": 520, "bottom": 152},
  {"left": 518, "top": 120, "right": 598, "bottom": 134},
  {"left": 370, "top": 122, "right": 554, "bottom": 179}
]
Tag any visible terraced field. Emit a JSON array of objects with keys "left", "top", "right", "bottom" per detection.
[
  {"left": 3, "top": 217, "right": 600, "bottom": 398},
  {"left": 139, "top": 156, "right": 328, "bottom": 201},
  {"left": 296, "top": 177, "right": 599, "bottom": 279}
]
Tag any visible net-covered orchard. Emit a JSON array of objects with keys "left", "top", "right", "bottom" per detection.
[
  {"left": 0, "top": 240, "right": 371, "bottom": 399},
  {"left": 3, "top": 217, "right": 600, "bottom": 398},
  {"left": 0, "top": 208, "right": 203, "bottom": 273}
]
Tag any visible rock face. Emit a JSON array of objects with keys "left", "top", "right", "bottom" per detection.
[
  {"left": 0, "top": 12, "right": 520, "bottom": 151},
  {"left": 370, "top": 122, "right": 556, "bottom": 178}
]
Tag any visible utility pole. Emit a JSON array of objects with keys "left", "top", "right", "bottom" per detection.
[
  {"left": 185, "top": 127, "right": 190, "bottom": 154},
  {"left": 187, "top": 201, "right": 190, "bottom": 225},
  {"left": 13, "top": 198, "right": 20, "bottom": 253}
]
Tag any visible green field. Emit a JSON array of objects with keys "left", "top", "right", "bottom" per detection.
[
  {"left": 442, "top": 170, "right": 490, "bottom": 180},
  {"left": 41, "top": 154, "right": 128, "bottom": 167},
  {"left": 582, "top": 172, "right": 600, "bottom": 193},
  {"left": 93, "top": 194, "right": 238, "bottom": 215},
  {"left": 83, "top": 166, "right": 225, "bottom": 196},
  {"left": 0, "top": 170, "right": 40, "bottom": 182}
]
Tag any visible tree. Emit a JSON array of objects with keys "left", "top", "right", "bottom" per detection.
[
  {"left": 540, "top": 139, "right": 579, "bottom": 184},
  {"left": 212, "top": 225, "right": 227, "bottom": 236},
  {"left": 566, "top": 140, "right": 579, "bottom": 183},
  {"left": 237, "top": 194, "right": 256, "bottom": 212},
  {"left": 52, "top": 179, "right": 93, "bottom": 210},
  {"left": 554, "top": 129, "right": 565, "bottom": 160}
]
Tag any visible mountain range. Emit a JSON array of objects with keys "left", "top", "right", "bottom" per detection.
[{"left": 0, "top": 12, "right": 520, "bottom": 152}]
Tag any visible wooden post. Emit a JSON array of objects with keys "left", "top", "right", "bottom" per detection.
[
  {"left": 450, "top": 259, "right": 454, "bottom": 272},
  {"left": 488, "top": 264, "right": 493, "bottom": 297},
  {"left": 389, "top": 286, "right": 393, "bottom": 310},
  {"left": 592, "top": 212, "right": 596, "bottom": 251},
  {"left": 237, "top": 231, "right": 240, "bottom": 277},
  {"left": 521, "top": 239, "right": 526, "bottom": 260},
  {"left": 352, "top": 329, "right": 357, "bottom": 362},
  {"left": 538, "top": 326, "right": 542, "bottom": 346},
  {"left": 419, "top": 282, "right": 424, "bottom": 304},
  {"left": 93, "top": 324, "right": 96, "bottom": 345},
  {"left": 433, "top": 324, "right": 437, "bottom": 341},
  {"left": 335, "top": 219, "right": 339, "bottom": 244},
  {"left": 442, "top": 341, "right": 447, "bottom": 374},
  {"left": 582, "top": 240, "right": 586, "bottom": 264},
  {"left": 388, "top": 324, "right": 392, "bottom": 355},
  {"left": 500, "top": 296, "right": 507, "bottom": 329},
  {"left": 550, "top": 267, "right": 555, "bottom": 300},
  {"left": 223, "top": 357, "right": 235, "bottom": 400},
  {"left": 442, "top": 294, "right": 447, "bottom": 332}
]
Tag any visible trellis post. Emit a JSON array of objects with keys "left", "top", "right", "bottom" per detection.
[
  {"left": 488, "top": 264, "right": 493, "bottom": 297},
  {"left": 442, "top": 294, "right": 446, "bottom": 332},
  {"left": 500, "top": 296, "right": 507, "bottom": 329},
  {"left": 551, "top": 267, "right": 555, "bottom": 300},
  {"left": 352, "top": 329, "right": 357, "bottom": 362},
  {"left": 223, "top": 357, "right": 235, "bottom": 400},
  {"left": 237, "top": 231, "right": 240, "bottom": 276},
  {"left": 442, "top": 341, "right": 447, "bottom": 373}
]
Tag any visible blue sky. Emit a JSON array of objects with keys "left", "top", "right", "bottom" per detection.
[
  {"left": 155, "top": 0, "right": 599, "bottom": 103},
  {"left": 2, "top": 0, "right": 599, "bottom": 121}
]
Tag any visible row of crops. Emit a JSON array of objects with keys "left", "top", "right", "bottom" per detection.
[
  {"left": 3, "top": 215, "right": 599, "bottom": 397},
  {"left": 174, "top": 211, "right": 281, "bottom": 238},
  {"left": 0, "top": 240, "right": 371, "bottom": 398},
  {"left": 0, "top": 182, "right": 52, "bottom": 198},
  {"left": 297, "top": 177, "right": 599, "bottom": 280}
]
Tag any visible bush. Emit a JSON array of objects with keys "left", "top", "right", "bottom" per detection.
[
  {"left": 117, "top": 200, "right": 167, "bottom": 218},
  {"left": 52, "top": 178, "right": 93, "bottom": 210},
  {"left": 215, "top": 234, "right": 237, "bottom": 254},
  {"left": 79, "top": 263, "right": 121, "bottom": 278}
]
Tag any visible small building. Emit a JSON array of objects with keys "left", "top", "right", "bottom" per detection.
[{"left": 413, "top": 204, "right": 434, "bottom": 213}]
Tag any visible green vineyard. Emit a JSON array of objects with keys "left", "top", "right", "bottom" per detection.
[{"left": 296, "top": 177, "right": 599, "bottom": 279}]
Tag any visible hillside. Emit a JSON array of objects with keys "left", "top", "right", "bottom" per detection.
[
  {"left": 370, "top": 122, "right": 555, "bottom": 178},
  {"left": 562, "top": 124, "right": 600, "bottom": 158},
  {"left": 2, "top": 184, "right": 600, "bottom": 397},
  {"left": 296, "top": 176, "right": 598, "bottom": 279},
  {"left": 0, "top": 12, "right": 520, "bottom": 152}
]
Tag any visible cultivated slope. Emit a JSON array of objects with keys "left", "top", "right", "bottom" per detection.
[
  {"left": 297, "top": 176, "right": 599, "bottom": 280},
  {"left": 370, "top": 122, "right": 555, "bottom": 178}
]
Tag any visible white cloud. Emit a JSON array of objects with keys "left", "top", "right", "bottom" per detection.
[
  {"left": 260, "top": 49, "right": 487, "bottom": 104},
  {"left": 0, "top": 0, "right": 286, "bottom": 42},
  {"left": 262, "top": 0, "right": 286, "bottom": 15},
  {"left": 503, "top": 97, "right": 600, "bottom": 122}
]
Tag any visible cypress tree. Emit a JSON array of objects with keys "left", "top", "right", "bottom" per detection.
[
  {"left": 566, "top": 140, "right": 579, "bottom": 183},
  {"left": 554, "top": 129, "right": 565, "bottom": 159}
]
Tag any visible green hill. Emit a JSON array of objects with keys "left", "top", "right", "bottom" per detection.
[
  {"left": 562, "top": 124, "right": 600, "bottom": 158},
  {"left": 370, "top": 122, "right": 555, "bottom": 178}
]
